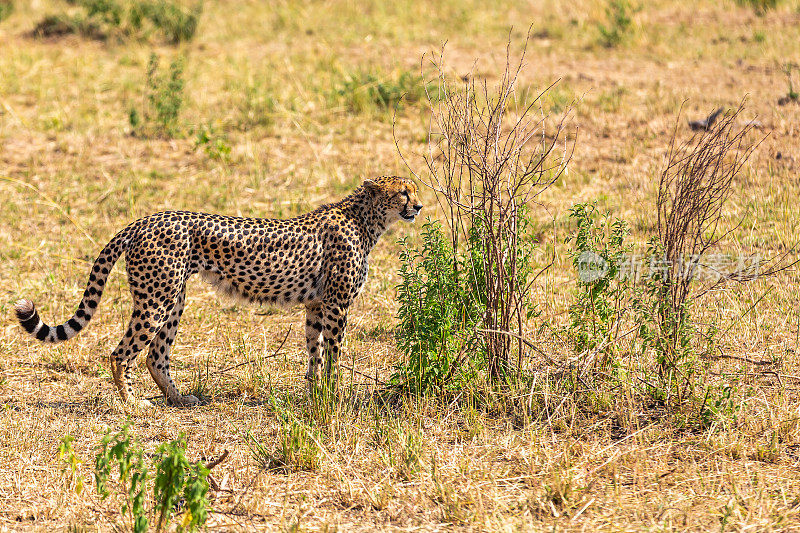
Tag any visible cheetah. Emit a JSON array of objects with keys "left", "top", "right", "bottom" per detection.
[{"left": 14, "top": 176, "right": 423, "bottom": 407}]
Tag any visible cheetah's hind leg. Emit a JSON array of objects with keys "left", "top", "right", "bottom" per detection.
[
  {"left": 145, "top": 288, "right": 199, "bottom": 407},
  {"left": 110, "top": 306, "right": 172, "bottom": 408}
]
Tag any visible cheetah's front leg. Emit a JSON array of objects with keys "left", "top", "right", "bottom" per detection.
[
  {"left": 304, "top": 302, "right": 323, "bottom": 382},
  {"left": 322, "top": 304, "right": 348, "bottom": 380}
]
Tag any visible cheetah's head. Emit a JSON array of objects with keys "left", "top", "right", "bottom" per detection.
[{"left": 363, "top": 176, "right": 423, "bottom": 225}]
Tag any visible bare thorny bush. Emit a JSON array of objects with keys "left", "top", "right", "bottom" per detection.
[
  {"left": 653, "top": 106, "right": 761, "bottom": 386},
  {"left": 643, "top": 104, "right": 799, "bottom": 410},
  {"left": 397, "top": 38, "right": 573, "bottom": 384}
]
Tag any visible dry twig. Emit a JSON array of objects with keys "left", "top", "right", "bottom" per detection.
[{"left": 205, "top": 449, "right": 230, "bottom": 492}]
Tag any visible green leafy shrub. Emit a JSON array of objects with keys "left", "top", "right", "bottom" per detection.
[
  {"left": 558, "top": 207, "right": 738, "bottom": 429},
  {"left": 129, "top": 53, "right": 186, "bottom": 138},
  {"left": 555, "top": 192, "right": 757, "bottom": 429},
  {"left": 395, "top": 41, "right": 568, "bottom": 390},
  {"left": 564, "top": 203, "right": 630, "bottom": 365},
  {"left": 129, "top": 0, "right": 201, "bottom": 43},
  {"left": 94, "top": 424, "right": 149, "bottom": 533},
  {"left": 393, "top": 210, "right": 539, "bottom": 395},
  {"left": 392, "top": 220, "right": 482, "bottom": 396},
  {"left": 81, "top": 0, "right": 123, "bottom": 26},
  {"left": 152, "top": 437, "right": 209, "bottom": 532}
]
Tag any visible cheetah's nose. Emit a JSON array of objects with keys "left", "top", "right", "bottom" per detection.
[{"left": 413, "top": 204, "right": 423, "bottom": 211}]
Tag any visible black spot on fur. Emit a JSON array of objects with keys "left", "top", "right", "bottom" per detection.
[{"left": 36, "top": 325, "right": 50, "bottom": 341}]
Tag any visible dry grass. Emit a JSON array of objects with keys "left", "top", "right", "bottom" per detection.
[{"left": 2, "top": 0, "right": 800, "bottom": 530}]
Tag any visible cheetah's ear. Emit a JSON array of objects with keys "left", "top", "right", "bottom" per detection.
[{"left": 363, "top": 179, "right": 383, "bottom": 197}]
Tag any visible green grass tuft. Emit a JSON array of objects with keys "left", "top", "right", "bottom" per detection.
[
  {"left": 33, "top": 0, "right": 201, "bottom": 43},
  {"left": 0, "top": 0, "right": 13, "bottom": 23},
  {"left": 332, "top": 69, "right": 433, "bottom": 115}
]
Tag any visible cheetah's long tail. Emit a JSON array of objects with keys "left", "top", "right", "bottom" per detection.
[{"left": 15, "top": 228, "right": 129, "bottom": 344}]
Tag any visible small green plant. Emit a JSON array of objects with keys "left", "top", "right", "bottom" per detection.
[
  {"left": 129, "top": 0, "right": 201, "bottom": 43},
  {"left": 597, "top": 0, "right": 634, "bottom": 48},
  {"left": 333, "top": 69, "right": 432, "bottom": 114},
  {"left": 152, "top": 437, "right": 209, "bottom": 532},
  {"left": 92, "top": 423, "right": 210, "bottom": 533},
  {"left": 779, "top": 63, "right": 799, "bottom": 104},
  {"left": 564, "top": 203, "right": 631, "bottom": 366},
  {"left": 81, "top": 0, "right": 123, "bottom": 26},
  {"left": 194, "top": 125, "right": 232, "bottom": 162},
  {"left": 698, "top": 385, "right": 739, "bottom": 429},
  {"left": 0, "top": 0, "right": 14, "bottom": 23},
  {"left": 129, "top": 53, "right": 186, "bottom": 138},
  {"left": 94, "top": 424, "right": 149, "bottom": 533},
  {"left": 58, "top": 435, "right": 85, "bottom": 495}
]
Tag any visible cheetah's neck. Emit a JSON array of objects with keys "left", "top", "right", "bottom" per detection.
[{"left": 338, "top": 189, "right": 388, "bottom": 251}]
